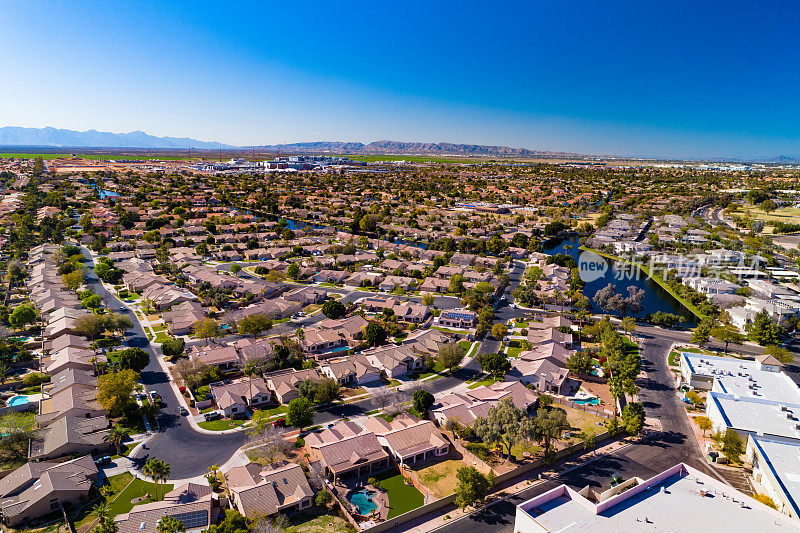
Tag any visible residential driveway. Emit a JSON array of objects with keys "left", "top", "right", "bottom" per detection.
[{"left": 79, "top": 247, "right": 247, "bottom": 479}]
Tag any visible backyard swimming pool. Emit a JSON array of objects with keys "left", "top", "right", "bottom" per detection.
[
  {"left": 7, "top": 396, "right": 30, "bottom": 407},
  {"left": 572, "top": 397, "right": 600, "bottom": 406},
  {"left": 348, "top": 489, "right": 377, "bottom": 515}
]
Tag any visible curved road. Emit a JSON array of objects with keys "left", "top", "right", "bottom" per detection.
[{"left": 79, "top": 248, "right": 247, "bottom": 478}]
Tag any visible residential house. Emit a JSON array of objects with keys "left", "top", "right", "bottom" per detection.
[
  {"left": 114, "top": 483, "right": 212, "bottom": 533},
  {"left": 226, "top": 462, "right": 313, "bottom": 517}
]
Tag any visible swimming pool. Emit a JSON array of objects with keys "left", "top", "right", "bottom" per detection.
[
  {"left": 348, "top": 489, "right": 377, "bottom": 515},
  {"left": 572, "top": 397, "right": 600, "bottom": 406},
  {"left": 7, "top": 396, "right": 29, "bottom": 407}
]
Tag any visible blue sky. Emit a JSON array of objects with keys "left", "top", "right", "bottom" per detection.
[{"left": 1, "top": 1, "right": 799, "bottom": 159}]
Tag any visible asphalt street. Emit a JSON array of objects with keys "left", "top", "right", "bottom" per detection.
[
  {"left": 414, "top": 324, "right": 727, "bottom": 533},
  {"left": 79, "top": 248, "right": 247, "bottom": 479}
]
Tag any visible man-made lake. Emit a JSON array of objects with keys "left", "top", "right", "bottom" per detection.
[{"left": 544, "top": 236, "right": 697, "bottom": 327}]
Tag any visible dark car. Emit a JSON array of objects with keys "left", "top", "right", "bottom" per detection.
[
  {"left": 178, "top": 407, "right": 189, "bottom": 416},
  {"left": 204, "top": 411, "right": 221, "bottom": 422},
  {"left": 94, "top": 455, "right": 111, "bottom": 466}
]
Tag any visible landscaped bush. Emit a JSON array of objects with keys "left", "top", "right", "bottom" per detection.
[
  {"left": 22, "top": 372, "right": 49, "bottom": 387},
  {"left": 465, "top": 442, "right": 491, "bottom": 462}
]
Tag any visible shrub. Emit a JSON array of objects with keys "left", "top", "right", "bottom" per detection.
[
  {"left": 294, "top": 437, "right": 305, "bottom": 448},
  {"left": 520, "top": 328, "right": 528, "bottom": 336},
  {"left": 22, "top": 372, "right": 49, "bottom": 387}
]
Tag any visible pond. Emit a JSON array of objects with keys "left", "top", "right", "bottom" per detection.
[{"left": 544, "top": 236, "right": 697, "bottom": 327}]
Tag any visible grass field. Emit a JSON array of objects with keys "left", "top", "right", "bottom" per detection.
[
  {"left": 736, "top": 204, "right": 800, "bottom": 225},
  {"left": 374, "top": 470, "right": 424, "bottom": 519},
  {"left": 108, "top": 477, "right": 172, "bottom": 517},
  {"left": 198, "top": 418, "right": 246, "bottom": 431},
  {"left": 467, "top": 376, "right": 501, "bottom": 389},
  {"left": 413, "top": 459, "right": 462, "bottom": 499}
]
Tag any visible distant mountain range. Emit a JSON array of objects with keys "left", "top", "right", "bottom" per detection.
[
  {"left": 1, "top": 126, "right": 797, "bottom": 163},
  {"left": 251, "top": 140, "right": 582, "bottom": 158},
  {"left": 0, "top": 126, "right": 577, "bottom": 157},
  {"left": 0, "top": 126, "right": 233, "bottom": 150}
]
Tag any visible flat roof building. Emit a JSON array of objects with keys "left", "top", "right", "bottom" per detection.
[
  {"left": 514, "top": 463, "right": 800, "bottom": 532},
  {"left": 747, "top": 436, "right": 800, "bottom": 520}
]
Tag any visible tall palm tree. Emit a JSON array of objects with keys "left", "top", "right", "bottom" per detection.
[
  {"left": 103, "top": 426, "right": 129, "bottom": 456},
  {"left": 157, "top": 461, "right": 171, "bottom": 500},
  {"left": 143, "top": 459, "right": 160, "bottom": 499},
  {"left": 242, "top": 361, "right": 257, "bottom": 406}
]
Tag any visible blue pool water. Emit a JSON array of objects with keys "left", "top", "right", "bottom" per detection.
[
  {"left": 8, "top": 396, "right": 29, "bottom": 407},
  {"left": 349, "top": 489, "right": 377, "bottom": 515},
  {"left": 572, "top": 397, "right": 600, "bottom": 406}
]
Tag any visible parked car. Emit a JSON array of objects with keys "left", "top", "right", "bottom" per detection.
[
  {"left": 272, "top": 418, "right": 286, "bottom": 427},
  {"left": 178, "top": 407, "right": 189, "bottom": 416},
  {"left": 94, "top": 455, "right": 111, "bottom": 466},
  {"left": 204, "top": 411, "right": 221, "bottom": 422},
  {"left": 148, "top": 391, "right": 161, "bottom": 404}
]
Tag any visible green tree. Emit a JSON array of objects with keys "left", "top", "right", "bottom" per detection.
[
  {"left": 97, "top": 370, "right": 139, "bottom": 417},
  {"left": 620, "top": 316, "right": 637, "bottom": 339},
  {"left": 747, "top": 310, "right": 780, "bottom": 346},
  {"left": 237, "top": 314, "right": 273, "bottom": 337},
  {"left": 437, "top": 343, "right": 465, "bottom": 374},
  {"left": 62, "top": 269, "right": 85, "bottom": 291},
  {"left": 118, "top": 348, "right": 150, "bottom": 372},
  {"left": 448, "top": 274, "right": 464, "bottom": 294},
  {"left": 454, "top": 466, "right": 494, "bottom": 509},
  {"left": 721, "top": 429, "right": 745, "bottom": 463},
  {"left": 621, "top": 401, "right": 645, "bottom": 436},
  {"left": 32, "top": 156, "right": 44, "bottom": 176},
  {"left": 566, "top": 351, "right": 592, "bottom": 375},
  {"left": 412, "top": 390, "right": 435, "bottom": 417},
  {"left": 160, "top": 337, "right": 186, "bottom": 359},
  {"left": 473, "top": 398, "right": 524, "bottom": 459},
  {"left": 315, "top": 489, "right": 333, "bottom": 507},
  {"left": 533, "top": 408, "right": 570, "bottom": 455},
  {"left": 194, "top": 318, "right": 221, "bottom": 345},
  {"left": 229, "top": 263, "right": 242, "bottom": 275},
  {"left": 691, "top": 322, "right": 711, "bottom": 347},
  {"left": 763, "top": 344, "right": 794, "bottom": 365},
  {"left": 286, "top": 397, "right": 315, "bottom": 428},
  {"left": 321, "top": 300, "right": 346, "bottom": 319},
  {"left": 287, "top": 262, "right": 300, "bottom": 280},
  {"left": 711, "top": 324, "right": 744, "bottom": 356},
  {"left": 314, "top": 378, "right": 341, "bottom": 404},
  {"left": 478, "top": 352, "right": 510, "bottom": 378},
  {"left": 491, "top": 323, "right": 508, "bottom": 339},
  {"left": 209, "top": 510, "right": 251, "bottom": 533},
  {"left": 363, "top": 321, "right": 387, "bottom": 346},
  {"left": 8, "top": 304, "right": 36, "bottom": 330}
]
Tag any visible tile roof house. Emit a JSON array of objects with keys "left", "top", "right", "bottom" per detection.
[
  {"left": 264, "top": 368, "right": 321, "bottom": 405},
  {"left": 37, "top": 383, "right": 105, "bottom": 425},
  {"left": 226, "top": 462, "right": 313, "bottom": 517},
  {"left": 28, "top": 415, "right": 111, "bottom": 461},
  {"left": 305, "top": 422, "right": 390, "bottom": 482},
  {"left": 364, "top": 345, "right": 424, "bottom": 378},
  {"left": 364, "top": 415, "right": 450, "bottom": 466},
  {"left": 210, "top": 378, "right": 272, "bottom": 417},
  {"left": 319, "top": 354, "right": 382, "bottom": 386},
  {"left": 0, "top": 456, "right": 98, "bottom": 527},
  {"left": 432, "top": 382, "right": 538, "bottom": 428},
  {"left": 114, "top": 483, "right": 212, "bottom": 533},
  {"left": 189, "top": 345, "right": 240, "bottom": 370}
]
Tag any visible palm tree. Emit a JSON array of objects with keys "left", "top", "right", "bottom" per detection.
[
  {"left": 156, "top": 515, "right": 185, "bottom": 533},
  {"left": 143, "top": 458, "right": 162, "bottom": 500},
  {"left": 103, "top": 426, "right": 129, "bottom": 456},
  {"left": 242, "top": 361, "right": 257, "bottom": 407},
  {"left": 157, "top": 461, "right": 171, "bottom": 500}
]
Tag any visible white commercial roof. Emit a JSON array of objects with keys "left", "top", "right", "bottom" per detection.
[
  {"left": 683, "top": 353, "right": 800, "bottom": 405},
  {"left": 516, "top": 463, "right": 800, "bottom": 532},
  {"left": 751, "top": 436, "right": 800, "bottom": 518},
  {"left": 709, "top": 392, "right": 800, "bottom": 441}
]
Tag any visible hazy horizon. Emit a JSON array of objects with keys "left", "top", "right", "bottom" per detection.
[{"left": 2, "top": 1, "right": 799, "bottom": 160}]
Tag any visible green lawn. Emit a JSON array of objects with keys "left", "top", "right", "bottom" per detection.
[
  {"left": 668, "top": 351, "right": 681, "bottom": 366},
  {"left": 374, "top": 470, "right": 424, "bottom": 519},
  {"left": 458, "top": 340, "right": 472, "bottom": 351},
  {"left": 108, "top": 476, "right": 172, "bottom": 517},
  {"left": 507, "top": 347, "right": 523, "bottom": 358},
  {"left": 253, "top": 404, "right": 288, "bottom": 418},
  {"left": 467, "top": 376, "right": 501, "bottom": 389},
  {"left": 198, "top": 418, "right": 246, "bottom": 431},
  {"left": 74, "top": 473, "right": 134, "bottom": 528},
  {"left": 510, "top": 441, "right": 542, "bottom": 462},
  {"left": 151, "top": 323, "right": 167, "bottom": 332},
  {"left": 153, "top": 332, "right": 171, "bottom": 344}
]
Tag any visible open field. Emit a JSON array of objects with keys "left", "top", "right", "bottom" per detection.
[
  {"left": 413, "top": 459, "right": 461, "bottom": 499},
  {"left": 735, "top": 204, "right": 800, "bottom": 225}
]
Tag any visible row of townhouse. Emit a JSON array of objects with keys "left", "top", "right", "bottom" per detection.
[{"left": 0, "top": 245, "right": 116, "bottom": 526}]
